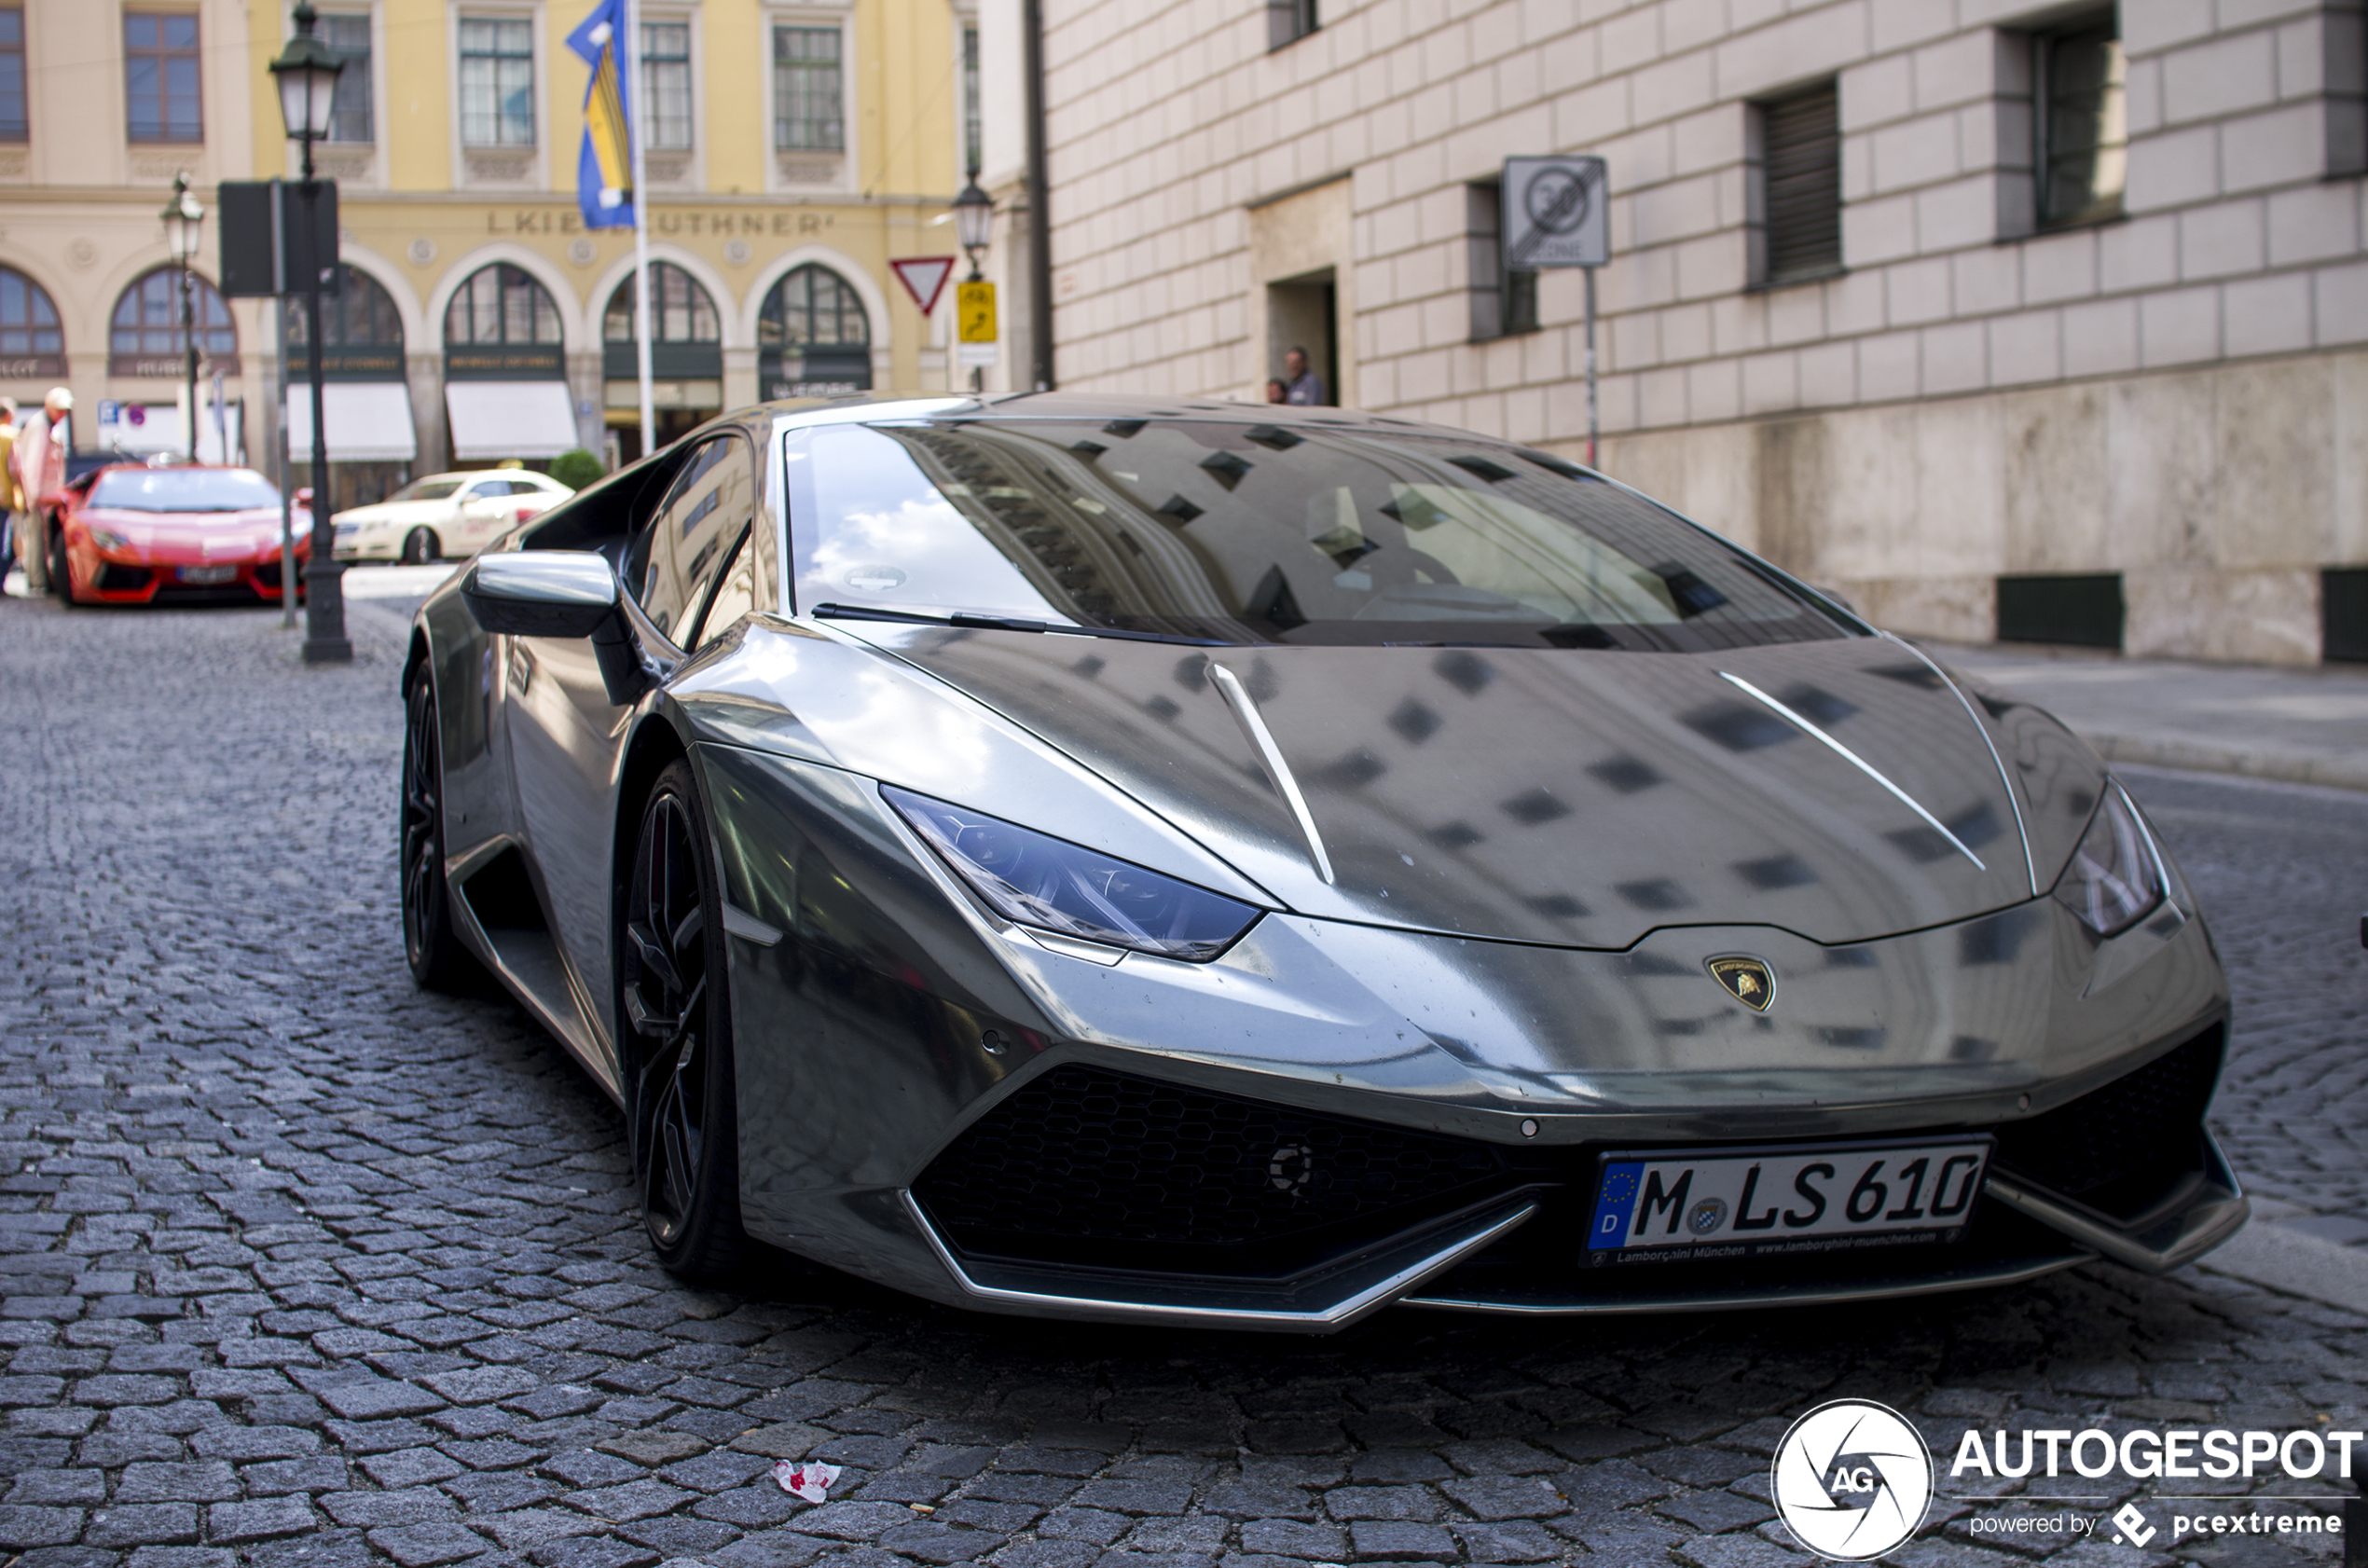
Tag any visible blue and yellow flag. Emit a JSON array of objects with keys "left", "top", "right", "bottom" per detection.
[{"left": 566, "top": 0, "right": 635, "bottom": 229}]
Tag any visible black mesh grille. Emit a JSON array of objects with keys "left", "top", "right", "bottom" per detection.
[
  {"left": 96, "top": 563, "right": 152, "bottom": 591},
  {"left": 1992, "top": 1025, "right": 2223, "bottom": 1216},
  {"left": 915, "top": 1066, "right": 1510, "bottom": 1277}
]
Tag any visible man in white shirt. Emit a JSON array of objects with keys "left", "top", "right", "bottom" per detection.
[{"left": 11, "top": 387, "right": 69, "bottom": 595}]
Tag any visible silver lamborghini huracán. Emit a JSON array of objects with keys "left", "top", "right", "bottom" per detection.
[{"left": 400, "top": 393, "right": 2244, "bottom": 1330}]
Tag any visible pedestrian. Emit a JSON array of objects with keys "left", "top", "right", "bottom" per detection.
[
  {"left": 0, "top": 398, "right": 17, "bottom": 581},
  {"left": 11, "top": 386, "right": 70, "bottom": 596},
  {"left": 1264, "top": 378, "right": 1287, "bottom": 404},
  {"left": 1283, "top": 346, "right": 1325, "bottom": 406}
]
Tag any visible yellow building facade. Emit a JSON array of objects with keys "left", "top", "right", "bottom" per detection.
[{"left": 0, "top": 0, "right": 979, "bottom": 508}]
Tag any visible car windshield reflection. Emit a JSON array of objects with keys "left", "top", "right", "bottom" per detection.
[
  {"left": 89, "top": 468, "right": 283, "bottom": 514},
  {"left": 785, "top": 419, "right": 1852, "bottom": 651}
]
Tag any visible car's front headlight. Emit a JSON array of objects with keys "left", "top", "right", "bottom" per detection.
[
  {"left": 885, "top": 785, "right": 1260, "bottom": 961},
  {"left": 87, "top": 527, "right": 132, "bottom": 552},
  {"left": 2051, "top": 782, "right": 2167, "bottom": 937}
]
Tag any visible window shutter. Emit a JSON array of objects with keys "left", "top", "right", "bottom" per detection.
[{"left": 1761, "top": 83, "right": 1841, "bottom": 284}]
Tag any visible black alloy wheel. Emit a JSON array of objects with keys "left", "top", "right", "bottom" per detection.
[
  {"left": 400, "top": 669, "right": 482, "bottom": 992},
  {"left": 622, "top": 760, "right": 749, "bottom": 1281},
  {"left": 402, "top": 527, "right": 440, "bottom": 565}
]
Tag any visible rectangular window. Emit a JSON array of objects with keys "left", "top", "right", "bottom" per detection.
[
  {"left": 1752, "top": 81, "right": 1843, "bottom": 287},
  {"left": 0, "top": 7, "right": 25, "bottom": 142},
  {"left": 774, "top": 26, "right": 843, "bottom": 151},
  {"left": 2035, "top": 14, "right": 2126, "bottom": 227},
  {"left": 2325, "top": 568, "right": 2368, "bottom": 663},
  {"left": 961, "top": 23, "right": 981, "bottom": 175},
  {"left": 458, "top": 16, "right": 534, "bottom": 147},
  {"left": 643, "top": 20, "right": 691, "bottom": 151},
  {"left": 124, "top": 10, "right": 201, "bottom": 144},
  {"left": 1997, "top": 573, "right": 2123, "bottom": 650},
  {"left": 1466, "top": 183, "right": 1538, "bottom": 342},
  {"left": 321, "top": 11, "right": 372, "bottom": 144},
  {"left": 2327, "top": 5, "right": 2367, "bottom": 177},
  {"left": 1267, "top": 0, "right": 1316, "bottom": 50}
]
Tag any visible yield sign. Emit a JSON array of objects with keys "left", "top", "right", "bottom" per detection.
[{"left": 888, "top": 256, "right": 957, "bottom": 315}]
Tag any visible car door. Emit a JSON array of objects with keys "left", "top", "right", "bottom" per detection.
[
  {"left": 503, "top": 431, "right": 758, "bottom": 1053},
  {"left": 454, "top": 478, "right": 516, "bottom": 552}
]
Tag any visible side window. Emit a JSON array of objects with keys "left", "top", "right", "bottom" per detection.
[
  {"left": 623, "top": 434, "right": 753, "bottom": 643},
  {"left": 465, "top": 479, "right": 507, "bottom": 499},
  {"left": 686, "top": 530, "right": 755, "bottom": 649}
]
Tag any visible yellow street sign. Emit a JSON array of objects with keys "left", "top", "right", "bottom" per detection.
[{"left": 957, "top": 280, "right": 998, "bottom": 344}]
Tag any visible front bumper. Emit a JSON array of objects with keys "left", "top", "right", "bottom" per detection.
[
  {"left": 698, "top": 743, "right": 2243, "bottom": 1331},
  {"left": 333, "top": 530, "right": 397, "bottom": 561},
  {"left": 75, "top": 551, "right": 301, "bottom": 604}
]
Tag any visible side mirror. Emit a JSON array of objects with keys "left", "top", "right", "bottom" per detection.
[
  {"left": 462, "top": 552, "right": 621, "bottom": 638},
  {"left": 461, "top": 551, "right": 651, "bottom": 706}
]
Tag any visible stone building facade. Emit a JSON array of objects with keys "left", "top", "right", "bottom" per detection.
[
  {"left": 0, "top": 0, "right": 981, "bottom": 511},
  {"left": 1038, "top": 0, "right": 2368, "bottom": 663}
]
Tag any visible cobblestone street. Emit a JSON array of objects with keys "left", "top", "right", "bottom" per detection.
[{"left": 0, "top": 594, "right": 2361, "bottom": 1568}]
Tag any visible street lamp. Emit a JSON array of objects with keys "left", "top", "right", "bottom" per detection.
[
  {"left": 160, "top": 173, "right": 204, "bottom": 464},
  {"left": 953, "top": 172, "right": 993, "bottom": 281},
  {"left": 270, "top": 0, "right": 349, "bottom": 664},
  {"left": 952, "top": 172, "right": 993, "bottom": 393}
]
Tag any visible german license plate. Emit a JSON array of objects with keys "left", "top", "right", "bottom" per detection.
[
  {"left": 176, "top": 564, "right": 237, "bottom": 585},
  {"left": 1586, "top": 1136, "right": 1991, "bottom": 1266}
]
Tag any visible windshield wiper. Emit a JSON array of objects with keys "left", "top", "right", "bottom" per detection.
[{"left": 809, "top": 602, "right": 1229, "bottom": 646}]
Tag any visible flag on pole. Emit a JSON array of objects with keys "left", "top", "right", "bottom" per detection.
[{"left": 566, "top": 0, "right": 636, "bottom": 230}]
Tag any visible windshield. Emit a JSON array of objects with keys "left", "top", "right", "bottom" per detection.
[
  {"left": 784, "top": 419, "right": 1852, "bottom": 651},
  {"left": 388, "top": 478, "right": 466, "bottom": 502},
  {"left": 89, "top": 468, "right": 282, "bottom": 514}
]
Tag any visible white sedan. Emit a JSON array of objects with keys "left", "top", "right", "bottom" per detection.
[{"left": 333, "top": 470, "right": 575, "bottom": 565}]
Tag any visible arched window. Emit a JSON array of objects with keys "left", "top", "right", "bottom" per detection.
[
  {"left": 445, "top": 262, "right": 561, "bottom": 348},
  {"left": 110, "top": 267, "right": 237, "bottom": 377},
  {"left": 604, "top": 261, "right": 719, "bottom": 346},
  {"left": 284, "top": 266, "right": 406, "bottom": 378},
  {"left": 602, "top": 262, "right": 723, "bottom": 392},
  {"left": 0, "top": 266, "right": 65, "bottom": 376},
  {"left": 758, "top": 264, "right": 870, "bottom": 397},
  {"left": 443, "top": 263, "right": 563, "bottom": 378}
]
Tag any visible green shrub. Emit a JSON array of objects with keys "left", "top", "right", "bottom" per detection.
[{"left": 549, "top": 448, "right": 605, "bottom": 490}]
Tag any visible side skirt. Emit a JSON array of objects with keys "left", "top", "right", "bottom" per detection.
[{"left": 443, "top": 836, "right": 625, "bottom": 1105}]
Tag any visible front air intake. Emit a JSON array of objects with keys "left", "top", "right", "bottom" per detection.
[
  {"left": 1990, "top": 1024, "right": 2224, "bottom": 1220},
  {"left": 913, "top": 1066, "right": 1511, "bottom": 1278}
]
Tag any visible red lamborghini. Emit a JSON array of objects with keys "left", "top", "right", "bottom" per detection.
[{"left": 39, "top": 464, "right": 310, "bottom": 607}]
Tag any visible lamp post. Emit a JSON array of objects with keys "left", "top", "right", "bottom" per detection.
[
  {"left": 160, "top": 173, "right": 204, "bottom": 463},
  {"left": 270, "top": 1, "right": 349, "bottom": 664},
  {"left": 952, "top": 172, "right": 992, "bottom": 392}
]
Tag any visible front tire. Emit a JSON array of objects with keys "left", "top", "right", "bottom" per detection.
[
  {"left": 47, "top": 524, "right": 74, "bottom": 607},
  {"left": 621, "top": 760, "right": 750, "bottom": 1282},
  {"left": 401, "top": 527, "right": 440, "bottom": 565},
  {"left": 401, "top": 667, "right": 483, "bottom": 992}
]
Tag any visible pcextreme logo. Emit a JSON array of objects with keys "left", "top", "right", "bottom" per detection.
[{"left": 1771, "top": 1399, "right": 1934, "bottom": 1561}]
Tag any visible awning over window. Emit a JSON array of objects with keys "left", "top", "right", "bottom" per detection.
[
  {"left": 282, "top": 382, "right": 420, "bottom": 462},
  {"left": 444, "top": 380, "right": 581, "bottom": 461}
]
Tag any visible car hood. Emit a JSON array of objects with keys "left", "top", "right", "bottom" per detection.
[
  {"left": 859, "top": 626, "right": 2083, "bottom": 949},
  {"left": 81, "top": 505, "right": 300, "bottom": 548},
  {"left": 336, "top": 500, "right": 450, "bottom": 527}
]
